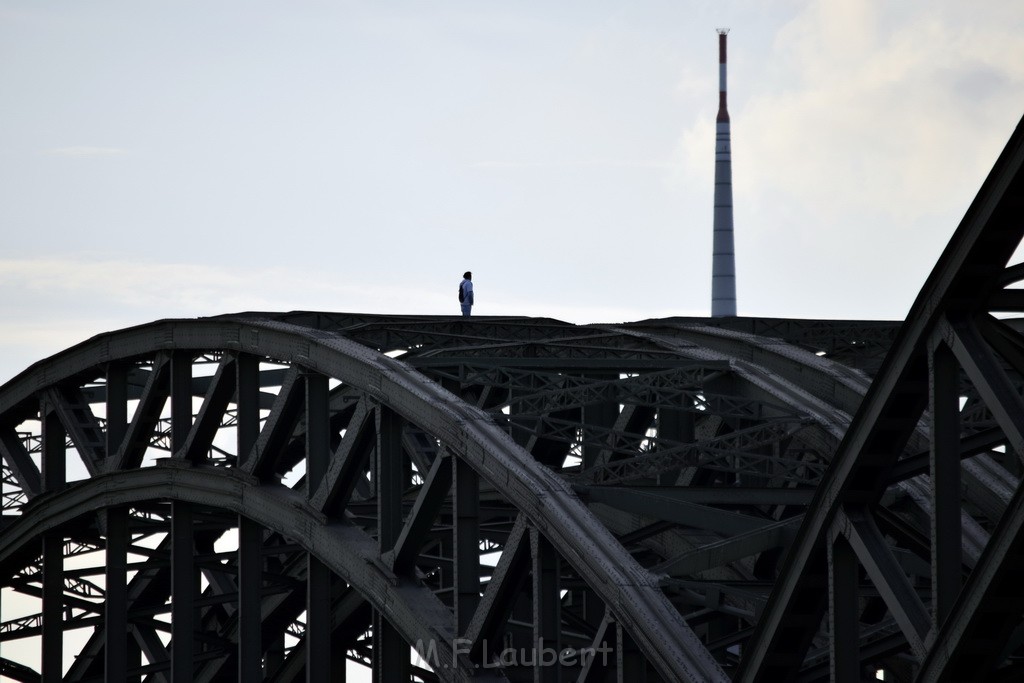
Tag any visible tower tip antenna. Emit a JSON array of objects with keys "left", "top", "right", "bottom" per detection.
[{"left": 711, "top": 26, "right": 736, "bottom": 317}]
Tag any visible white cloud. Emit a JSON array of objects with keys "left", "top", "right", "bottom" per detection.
[
  {"left": 736, "top": 2, "right": 1024, "bottom": 225},
  {"left": 0, "top": 257, "right": 445, "bottom": 318},
  {"left": 0, "top": 256, "right": 453, "bottom": 383}
]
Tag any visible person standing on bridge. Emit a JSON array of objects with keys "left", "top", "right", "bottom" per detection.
[{"left": 459, "top": 271, "right": 474, "bottom": 317}]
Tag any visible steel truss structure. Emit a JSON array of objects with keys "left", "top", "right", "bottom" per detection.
[{"left": 1, "top": 115, "right": 1023, "bottom": 682}]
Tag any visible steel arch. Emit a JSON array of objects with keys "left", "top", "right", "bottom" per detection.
[
  {"left": 0, "top": 317, "right": 733, "bottom": 682},
  {"left": 2, "top": 307, "right": 1016, "bottom": 681}
]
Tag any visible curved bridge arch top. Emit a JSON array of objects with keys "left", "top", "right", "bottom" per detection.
[
  {"left": 0, "top": 316, "right": 729, "bottom": 682},
  {"left": 6, "top": 282, "right": 1020, "bottom": 680}
]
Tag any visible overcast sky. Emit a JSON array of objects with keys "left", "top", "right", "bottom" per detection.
[{"left": 3, "top": 1, "right": 1024, "bottom": 384}]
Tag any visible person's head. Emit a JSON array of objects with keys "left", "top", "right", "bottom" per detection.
[{"left": 463, "top": 271, "right": 472, "bottom": 280}]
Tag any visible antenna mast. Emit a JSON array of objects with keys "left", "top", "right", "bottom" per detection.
[{"left": 711, "top": 28, "right": 737, "bottom": 317}]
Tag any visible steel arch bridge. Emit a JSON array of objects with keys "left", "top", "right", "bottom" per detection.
[{"left": 2, "top": 115, "right": 1024, "bottom": 683}]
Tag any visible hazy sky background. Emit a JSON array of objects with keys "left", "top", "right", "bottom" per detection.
[
  {"left": 2, "top": 3, "right": 1024, "bottom": 676},
  {"left": 3, "top": 0, "right": 1024, "bottom": 384}
]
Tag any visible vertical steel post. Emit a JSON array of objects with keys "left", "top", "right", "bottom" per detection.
[
  {"left": 106, "top": 362, "right": 129, "bottom": 459},
  {"left": 578, "top": 373, "right": 616, "bottom": 627},
  {"left": 238, "top": 353, "right": 264, "bottom": 679},
  {"left": 238, "top": 517, "right": 263, "bottom": 681},
  {"left": 582, "top": 372, "right": 619, "bottom": 469},
  {"left": 508, "top": 381, "right": 534, "bottom": 449},
  {"left": 41, "top": 399, "right": 65, "bottom": 682},
  {"left": 41, "top": 402, "right": 65, "bottom": 492},
  {"left": 306, "top": 371, "right": 332, "bottom": 681},
  {"left": 236, "top": 353, "right": 260, "bottom": 468},
  {"left": 106, "top": 506, "right": 130, "bottom": 682},
  {"left": 377, "top": 406, "right": 404, "bottom": 551},
  {"left": 171, "top": 351, "right": 195, "bottom": 681},
  {"left": 307, "top": 556, "right": 332, "bottom": 683},
  {"left": 828, "top": 531, "right": 859, "bottom": 683},
  {"left": 306, "top": 372, "right": 329, "bottom": 495},
  {"left": 657, "top": 406, "right": 695, "bottom": 485},
  {"left": 372, "top": 610, "right": 411, "bottom": 681},
  {"left": 265, "top": 554, "right": 286, "bottom": 673},
  {"left": 454, "top": 458, "right": 480, "bottom": 635},
  {"left": 532, "top": 529, "right": 561, "bottom": 682},
  {"left": 42, "top": 533, "right": 63, "bottom": 683},
  {"left": 929, "top": 341, "right": 962, "bottom": 626},
  {"left": 172, "top": 501, "right": 195, "bottom": 683},
  {"left": 374, "top": 405, "right": 410, "bottom": 678},
  {"left": 170, "top": 352, "right": 192, "bottom": 456}
]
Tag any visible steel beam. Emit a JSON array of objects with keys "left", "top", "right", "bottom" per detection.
[
  {"left": 306, "top": 371, "right": 330, "bottom": 494},
  {"left": 172, "top": 501, "right": 195, "bottom": 683},
  {"left": 41, "top": 400, "right": 65, "bottom": 492},
  {"left": 109, "top": 353, "right": 170, "bottom": 472},
  {"left": 826, "top": 531, "right": 858, "bottom": 683},
  {"left": 180, "top": 356, "right": 236, "bottom": 463},
  {"left": 465, "top": 516, "right": 529, "bottom": 654},
  {"left": 653, "top": 516, "right": 801, "bottom": 577},
  {"left": 916, "top": 470, "right": 1024, "bottom": 680},
  {"left": 242, "top": 366, "right": 304, "bottom": 480},
  {"left": 838, "top": 507, "right": 929, "bottom": 657},
  {"left": 454, "top": 457, "right": 481, "bottom": 636},
  {"left": 377, "top": 406, "right": 405, "bottom": 552},
  {"left": 387, "top": 452, "right": 452, "bottom": 575},
  {"left": 0, "top": 425, "right": 40, "bottom": 498},
  {"left": 309, "top": 398, "right": 373, "bottom": 514},
  {"left": 236, "top": 353, "right": 260, "bottom": 469},
  {"left": 106, "top": 506, "right": 130, "bottom": 682},
  {"left": 372, "top": 609, "right": 410, "bottom": 681},
  {"left": 307, "top": 555, "right": 332, "bottom": 682},
  {"left": 582, "top": 485, "right": 777, "bottom": 535},
  {"left": 532, "top": 528, "right": 561, "bottom": 682},
  {"left": 170, "top": 351, "right": 193, "bottom": 455},
  {"left": 41, "top": 532, "right": 63, "bottom": 683},
  {"left": 46, "top": 386, "right": 104, "bottom": 474},
  {"left": 929, "top": 339, "right": 962, "bottom": 628},
  {"left": 237, "top": 516, "right": 262, "bottom": 681},
  {"left": 106, "top": 362, "right": 129, "bottom": 460}
]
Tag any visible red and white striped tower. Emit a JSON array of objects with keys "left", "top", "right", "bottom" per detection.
[{"left": 711, "top": 28, "right": 737, "bottom": 317}]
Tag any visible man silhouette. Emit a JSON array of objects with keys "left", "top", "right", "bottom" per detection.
[{"left": 459, "top": 271, "right": 474, "bottom": 317}]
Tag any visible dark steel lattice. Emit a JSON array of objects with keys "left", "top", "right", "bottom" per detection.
[{"left": 1, "top": 113, "right": 1023, "bottom": 682}]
